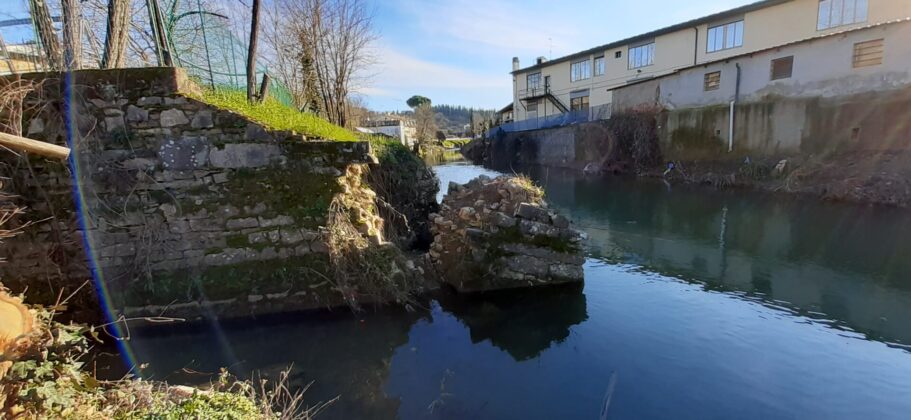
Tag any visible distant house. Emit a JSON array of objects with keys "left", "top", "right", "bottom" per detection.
[
  {"left": 497, "top": 103, "right": 514, "bottom": 125},
  {"left": 358, "top": 119, "right": 417, "bottom": 147},
  {"left": 1, "top": 43, "right": 46, "bottom": 74}
]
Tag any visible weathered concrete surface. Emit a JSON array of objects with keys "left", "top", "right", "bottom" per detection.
[{"left": 429, "top": 175, "right": 584, "bottom": 292}]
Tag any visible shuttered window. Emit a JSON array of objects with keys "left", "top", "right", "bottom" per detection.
[
  {"left": 770, "top": 56, "right": 794, "bottom": 80},
  {"left": 704, "top": 71, "right": 721, "bottom": 91},
  {"left": 853, "top": 39, "right": 883, "bottom": 68}
]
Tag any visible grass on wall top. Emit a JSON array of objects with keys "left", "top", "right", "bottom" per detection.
[{"left": 189, "top": 88, "right": 359, "bottom": 142}]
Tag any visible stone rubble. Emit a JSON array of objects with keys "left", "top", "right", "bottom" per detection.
[{"left": 429, "top": 175, "right": 585, "bottom": 292}]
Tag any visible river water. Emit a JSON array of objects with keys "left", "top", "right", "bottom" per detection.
[{"left": 123, "top": 161, "right": 911, "bottom": 419}]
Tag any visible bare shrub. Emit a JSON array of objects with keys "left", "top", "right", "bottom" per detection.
[
  {"left": 0, "top": 79, "right": 43, "bottom": 137},
  {"left": 606, "top": 106, "right": 662, "bottom": 172},
  {"left": 324, "top": 197, "right": 422, "bottom": 312}
]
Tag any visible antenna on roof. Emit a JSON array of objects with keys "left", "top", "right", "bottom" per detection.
[{"left": 548, "top": 37, "right": 552, "bottom": 59}]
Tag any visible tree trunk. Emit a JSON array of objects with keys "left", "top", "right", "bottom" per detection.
[
  {"left": 29, "top": 0, "right": 62, "bottom": 70},
  {"left": 101, "top": 0, "right": 131, "bottom": 69},
  {"left": 246, "top": 0, "right": 261, "bottom": 103},
  {"left": 61, "top": 0, "right": 82, "bottom": 70}
]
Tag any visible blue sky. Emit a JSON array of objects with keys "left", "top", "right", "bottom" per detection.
[
  {"left": 366, "top": 0, "right": 756, "bottom": 111},
  {"left": 1, "top": 0, "right": 756, "bottom": 111}
]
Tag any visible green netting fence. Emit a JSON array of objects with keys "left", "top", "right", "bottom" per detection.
[{"left": 160, "top": 0, "right": 295, "bottom": 107}]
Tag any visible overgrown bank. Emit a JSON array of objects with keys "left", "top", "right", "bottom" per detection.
[
  {"left": 0, "top": 291, "right": 329, "bottom": 419},
  {"left": 466, "top": 108, "right": 911, "bottom": 208}
]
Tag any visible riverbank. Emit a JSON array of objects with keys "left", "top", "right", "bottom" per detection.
[
  {"left": 645, "top": 150, "right": 911, "bottom": 208},
  {"left": 463, "top": 133, "right": 911, "bottom": 208}
]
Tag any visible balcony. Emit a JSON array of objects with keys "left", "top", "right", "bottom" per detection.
[{"left": 485, "top": 103, "right": 612, "bottom": 137}]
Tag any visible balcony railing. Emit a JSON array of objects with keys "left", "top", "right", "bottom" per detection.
[
  {"left": 517, "top": 86, "right": 549, "bottom": 100},
  {"left": 485, "top": 103, "right": 612, "bottom": 137}
]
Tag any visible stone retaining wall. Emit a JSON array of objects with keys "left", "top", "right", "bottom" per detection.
[{"left": 0, "top": 68, "right": 381, "bottom": 322}]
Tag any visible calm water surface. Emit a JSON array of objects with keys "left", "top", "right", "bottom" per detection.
[{"left": 124, "top": 161, "right": 911, "bottom": 419}]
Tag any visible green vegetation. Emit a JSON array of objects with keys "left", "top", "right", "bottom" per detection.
[
  {"left": 2, "top": 300, "right": 319, "bottom": 419},
  {"left": 406, "top": 95, "right": 431, "bottom": 108},
  {"left": 441, "top": 138, "right": 471, "bottom": 149},
  {"left": 120, "top": 255, "right": 333, "bottom": 306},
  {"left": 188, "top": 88, "right": 359, "bottom": 141},
  {"left": 223, "top": 167, "right": 340, "bottom": 227},
  {"left": 487, "top": 225, "right": 580, "bottom": 255},
  {"left": 367, "top": 136, "right": 426, "bottom": 172}
]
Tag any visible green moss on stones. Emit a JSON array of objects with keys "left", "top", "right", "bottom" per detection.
[
  {"left": 487, "top": 225, "right": 580, "bottom": 255},
  {"left": 117, "top": 254, "right": 332, "bottom": 306},
  {"left": 223, "top": 167, "right": 340, "bottom": 227}
]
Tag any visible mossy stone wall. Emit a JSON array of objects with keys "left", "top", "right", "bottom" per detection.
[{"left": 0, "top": 68, "right": 377, "bottom": 322}]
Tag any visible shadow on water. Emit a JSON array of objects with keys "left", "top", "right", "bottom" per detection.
[
  {"left": 436, "top": 283, "right": 588, "bottom": 361},
  {"left": 122, "top": 308, "right": 429, "bottom": 419},
  {"left": 514, "top": 163, "right": 911, "bottom": 348}
]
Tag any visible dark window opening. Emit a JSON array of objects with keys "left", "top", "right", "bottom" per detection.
[{"left": 770, "top": 56, "right": 794, "bottom": 80}]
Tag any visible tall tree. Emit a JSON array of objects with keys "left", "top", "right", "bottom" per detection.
[
  {"left": 413, "top": 103, "right": 437, "bottom": 148},
  {"left": 406, "top": 95, "right": 430, "bottom": 109},
  {"left": 101, "top": 0, "right": 131, "bottom": 68},
  {"left": 246, "top": 0, "right": 261, "bottom": 103},
  {"left": 29, "top": 0, "right": 63, "bottom": 70},
  {"left": 273, "top": 0, "right": 376, "bottom": 127},
  {"left": 61, "top": 0, "right": 83, "bottom": 70}
]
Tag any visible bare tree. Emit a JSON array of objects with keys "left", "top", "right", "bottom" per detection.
[
  {"left": 272, "top": 0, "right": 375, "bottom": 127},
  {"left": 246, "top": 0, "right": 261, "bottom": 103},
  {"left": 102, "top": 0, "right": 131, "bottom": 68},
  {"left": 29, "top": 0, "right": 63, "bottom": 70},
  {"left": 262, "top": 1, "right": 316, "bottom": 110},
  {"left": 345, "top": 95, "right": 370, "bottom": 128},
  {"left": 413, "top": 104, "right": 437, "bottom": 145},
  {"left": 61, "top": 0, "right": 83, "bottom": 70}
]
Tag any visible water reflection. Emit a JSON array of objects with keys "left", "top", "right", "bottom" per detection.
[
  {"left": 114, "top": 162, "right": 911, "bottom": 419},
  {"left": 514, "top": 164, "right": 911, "bottom": 347},
  {"left": 128, "top": 309, "right": 428, "bottom": 419},
  {"left": 437, "top": 284, "right": 588, "bottom": 361}
]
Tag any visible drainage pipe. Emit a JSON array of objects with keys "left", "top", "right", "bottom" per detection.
[{"left": 729, "top": 63, "right": 742, "bottom": 153}]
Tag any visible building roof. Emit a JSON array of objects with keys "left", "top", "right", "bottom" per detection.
[
  {"left": 512, "top": 0, "right": 791, "bottom": 75},
  {"left": 607, "top": 17, "right": 911, "bottom": 91},
  {"left": 498, "top": 103, "right": 513, "bottom": 114}
]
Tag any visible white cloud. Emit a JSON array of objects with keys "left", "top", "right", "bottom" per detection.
[
  {"left": 397, "top": 0, "right": 582, "bottom": 55},
  {"left": 361, "top": 44, "right": 511, "bottom": 108},
  {"left": 371, "top": 45, "right": 507, "bottom": 90}
]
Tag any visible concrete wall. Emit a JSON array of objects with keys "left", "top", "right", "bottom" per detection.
[
  {"left": 0, "top": 68, "right": 381, "bottom": 322},
  {"left": 511, "top": 0, "right": 911, "bottom": 123},
  {"left": 483, "top": 121, "right": 618, "bottom": 170},
  {"left": 612, "top": 20, "right": 911, "bottom": 157}
]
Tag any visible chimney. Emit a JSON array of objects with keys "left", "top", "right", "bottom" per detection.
[
  {"left": 512, "top": 57, "right": 520, "bottom": 71},
  {"left": 536, "top": 56, "right": 547, "bottom": 65}
]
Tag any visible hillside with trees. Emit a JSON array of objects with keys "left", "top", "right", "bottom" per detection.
[{"left": 384, "top": 105, "right": 495, "bottom": 137}]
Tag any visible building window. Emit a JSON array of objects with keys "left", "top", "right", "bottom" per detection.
[
  {"left": 571, "top": 59, "right": 591, "bottom": 82},
  {"left": 615, "top": 51, "right": 622, "bottom": 59},
  {"left": 853, "top": 38, "right": 884, "bottom": 68},
  {"left": 818, "top": 0, "right": 868, "bottom": 30},
  {"left": 527, "top": 72, "right": 542, "bottom": 91},
  {"left": 594, "top": 56, "right": 605, "bottom": 76},
  {"left": 526, "top": 101, "right": 539, "bottom": 119},
  {"left": 570, "top": 94, "right": 590, "bottom": 111},
  {"left": 770, "top": 56, "right": 794, "bottom": 80},
  {"left": 628, "top": 42, "right": 655, "bottom": 69},
  {"left": 707, "top": 20, "right": 744, "bottom": 53},
  {"left": 704, "top": 71, "right": 721, "bottom": 91}
]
